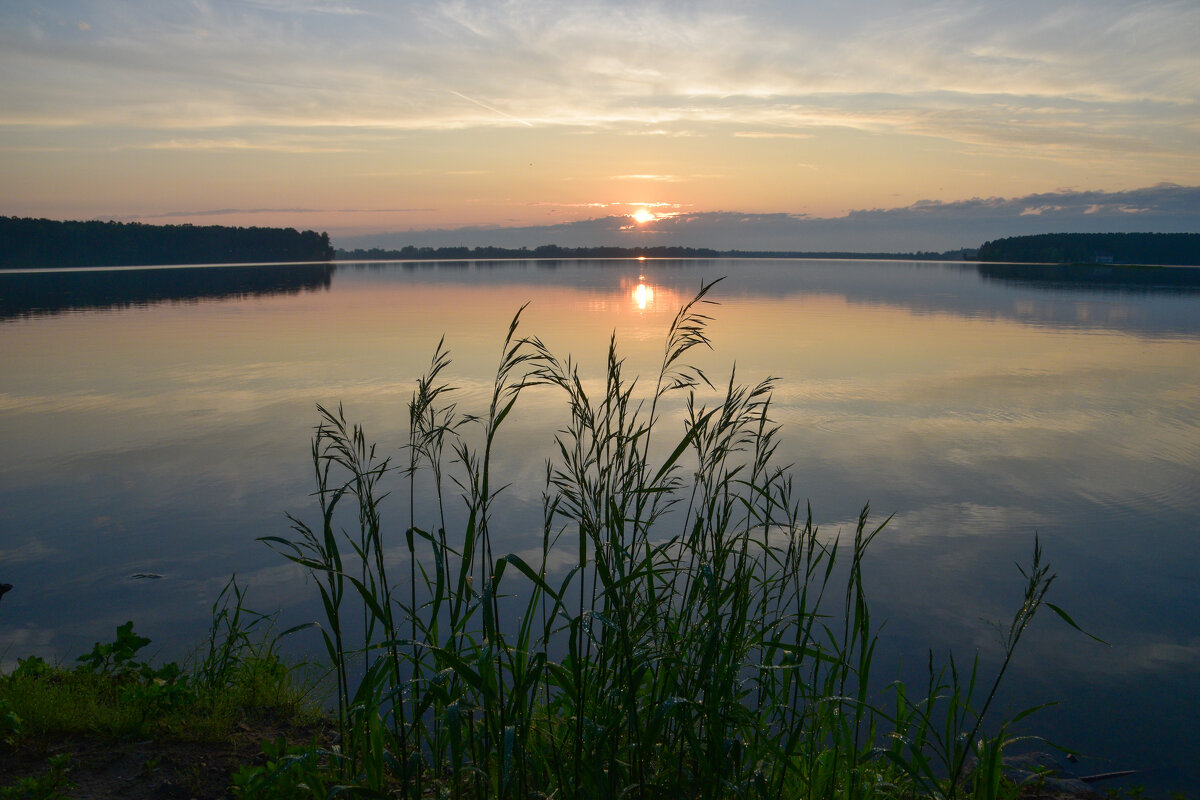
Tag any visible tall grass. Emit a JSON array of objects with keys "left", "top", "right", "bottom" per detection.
[{"left": 260, "top": 279, "right": 1083, "bottom": 799}]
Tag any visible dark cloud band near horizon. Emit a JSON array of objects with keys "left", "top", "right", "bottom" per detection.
[{"left": 336, "top": 183, "right": 1200, "bottom": 253}]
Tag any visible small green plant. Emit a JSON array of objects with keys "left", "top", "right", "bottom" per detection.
[
  {"left": 230, "top": 737, "right": 332, "bottom": 799},
  {"left": 72, "top": 621, "right": 199, "bottom": 721},
  {"left": 10, "top": 656, "right": 50, "bottom": 680},
  {"left": 76, "top": 620, "right": 152, "bottom": 676},
  {"left": 0, "top": 753, "right": 75, "bottom": 800},
  {"left": 120, "top": 662, "right": 196, "bottom": 718},
  {"left": 0, "top": 698, "right": 21, "bottom": 745},
  {"left": 197, "top": 575, "right": 275, "bottom": 693}
]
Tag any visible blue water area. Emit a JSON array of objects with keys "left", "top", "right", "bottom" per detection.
[{"left": 1, "top": 258, "right": 1197, "bottom": 793}]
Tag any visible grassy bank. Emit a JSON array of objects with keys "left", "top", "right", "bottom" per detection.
[
  {"left": 4, "top": 280, "right": 1104, "bottom": 799},
  {"left": 0, "top": 581, "right": 323, "bottom": 798}
]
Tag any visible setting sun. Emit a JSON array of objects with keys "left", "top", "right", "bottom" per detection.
[{"left": 631, "top": 208, "right": 656, "bottom": 224}]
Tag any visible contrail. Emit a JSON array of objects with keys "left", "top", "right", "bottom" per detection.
[{"left": 448, "top": 90, "right": 534, "bottom": 127}]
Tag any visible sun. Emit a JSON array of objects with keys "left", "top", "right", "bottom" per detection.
[{"left": 631, "top": 208, "right": 655, "bottom": 224}]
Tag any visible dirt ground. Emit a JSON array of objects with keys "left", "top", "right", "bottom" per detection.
[
  {"left": 0, "top": 716, "right": 329, "bottom": 800},
  {"left": 1, "top": 731, "right": 1113, "bottom": 800}
]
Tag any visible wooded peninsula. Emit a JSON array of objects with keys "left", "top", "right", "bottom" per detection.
[
  {"left": 0, "top": 217, "right": 334, "bottom": 268},
  {"left": 977, "top": 232, "right": 1200, "bottom": 265}
]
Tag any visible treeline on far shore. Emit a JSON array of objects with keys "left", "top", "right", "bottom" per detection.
[
  {"left": 0, "top": 217, "right": 334, "bottom": 268},
  {"left": 978, "top": 232, "right": 1200, "bottom": 266},
  {"left": 335, "top": 244, "right": 975, "bottom": 261}
]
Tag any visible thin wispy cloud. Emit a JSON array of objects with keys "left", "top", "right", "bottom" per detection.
[
  {"left": 528, "top": 202, "right": 616, "bottom": 208},
  {"left": 610, "top": 174, "right": 684, "bottom": 182},
  {"left": 141, "top": 137, "right": 362, "bottom": 153},
  {"left": 735, "top": 131, "right": 815, "bottom": 139},
  {"left": 243, "top": 0, "right": 370, "bottom": 15},
  {"left": 446, "top": 90, "right": 534, "bottom": 127}
]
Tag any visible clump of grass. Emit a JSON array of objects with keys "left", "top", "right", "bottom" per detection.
[
  {"left": 0, "top": 577, "right": 315, "bottom": 744},
  {"left": 261, "top": 278, "right": 1087, "bottom": 799}
]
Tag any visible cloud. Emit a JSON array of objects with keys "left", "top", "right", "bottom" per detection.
[
  {"left": 446, "top": 89, "right": 534, "bottom": 127},
  {"left": 734, "top": 131, "right": 814, "bottom": 139},
  {"left": 0, "top": 0, "right": 1194, "bottom": 154},
  {"left": 243, "top": 0, "right": 369, "bottom": 15},
  {"left": 610, "top": 174, "right": 684, "bottom": 182},
  {"left": 140, "top": 137, "right": 362, "bottom": 153},
  {"left": 337, "top": 183, "right": 1200, "bottom": 252}
]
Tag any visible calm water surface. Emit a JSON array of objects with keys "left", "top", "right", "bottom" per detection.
[{"left": 1, "top": 259, "right": 1197, "bottom": 791}]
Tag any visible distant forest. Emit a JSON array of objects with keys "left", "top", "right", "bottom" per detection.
[
  {"left": 336, "top": 244, "right": 972, "bottom": 261},
  {"left": 0, "top": 217, "right": 334, "bottom": 268},
  {"left": 8, "top": 217, "right": 1196, "bottom": 269},
  {"left": 977, "top": 232, "right": 1200, "bottom": 266}
]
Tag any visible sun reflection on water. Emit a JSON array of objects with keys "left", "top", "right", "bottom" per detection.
[{"left": 632, "top": 279, "right": 655, "bottom": 310}]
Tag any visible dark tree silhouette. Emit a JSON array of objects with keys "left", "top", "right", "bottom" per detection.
[
  {"left": 978, "top": 233, "right": 1200, "bottom": 266},
  {"left": 0, "top": 217, "right": 334, "bottom": 268},
  {"left": 335, "top": 244, "right": 971, "bottom": 261}
]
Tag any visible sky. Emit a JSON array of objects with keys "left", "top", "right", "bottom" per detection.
[{"left": 2, "top": 0, "right": 1198, "bottom": 251}]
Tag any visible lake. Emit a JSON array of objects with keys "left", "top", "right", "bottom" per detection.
[{"left": 1, "top": 258, "right": 1198, "bottom": 792}]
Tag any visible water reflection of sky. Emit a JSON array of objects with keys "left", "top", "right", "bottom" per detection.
[{"left": 1, "top": 258, "right": 1198, "bottom": 791}]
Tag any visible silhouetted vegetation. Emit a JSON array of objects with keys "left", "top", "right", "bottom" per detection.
[
  {"left": 0, "top": 217, "right": 334, "bottom": 268},
  {"left": 977, "top": 232, "right": 1200, "bottom": 266},
  {"left": 336, "top": 244, "right": 973, "bottom": 261},
  {"left": 0, "top": 262, "right": 335, "bottom": 320}
]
